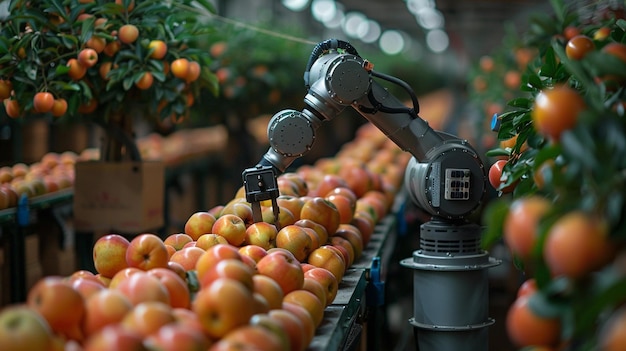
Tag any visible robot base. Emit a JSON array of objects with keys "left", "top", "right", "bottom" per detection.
[{"left": 400, "top": 221, "right": 501, "bottom": 351}]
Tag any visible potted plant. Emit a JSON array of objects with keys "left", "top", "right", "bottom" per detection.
[{"left": 0, "top": 0, "right": 220, "bottom": 233}]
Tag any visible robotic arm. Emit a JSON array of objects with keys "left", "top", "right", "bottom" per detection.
[{"left": 243, "top": 39, "right": 486, "bottom": 224}]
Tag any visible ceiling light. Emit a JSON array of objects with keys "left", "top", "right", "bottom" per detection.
[
  {"left": 311, "top": 0, "right": 337, "bottom": 23},
  {"left": 282, "top": 0, "right": 310, "bottom": 12},
  {"left": 379, "top": 30, "right": 405, "bottom": 55},
  {"left": 426, "top": 29, "right": 449, "bottom": 53}
]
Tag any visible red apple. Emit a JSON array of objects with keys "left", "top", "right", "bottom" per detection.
[
  {"left": 256, "top": 250, "right": 304, "bottom": 295},
  {"left": 195, "top": 244, "right": 242, "bottom": 282},
  {"left": 199, "top": 258, "right": 254, "bottom": 291},
  {"left": 211, "top": 214, "right": 247, "bottom": 246},
  {"left": 195, "top": 233, "right": 228, "bottom": 250},
  {"left": 191, "top": 278, "right": 256, "bottom": 339},
  {"left": 238, "top": 244, "right": 268, "bottom": 263},
  {"left": 168, "top": 246, "right": 205, "bottom": 271},
  {"left": 92, "top": 234, "right": 130, "bottom": 279},
  {"left": 244, "top": 221, "right": 278, "bottom": 250},
  {"left": 333, "top": 223, "right": 364, "bottom": 260},
  {"left": 184, "top": 211, "right": 217, "bottom": 241},
  {"left": 268, "top": 308, "right": 308, "bottom": 351},
  {"left": 163, "top": 233, "right": 193, "bottom": 251},
  {"left": 300, "top": 197, "right": 340, "bottom": 237},
  {"left": 252, "top": 274, "right": 284, "bottom": 310},
  {"left": 326, "top": 193, "right": 356, "bottom": 224},
  {"left": 330, "top": 236, "right": 355, "bottom": 267},
  {"left": 248, "top": 313, "right": 290, "bottom": 351},
  {"left": 294, "top": 218, "right": 329, "bottom": 246},
  {"left": 82, "top": 325, "right": 145, "bottom": 351},
  {"left": 275, "top": 225, "right": 313, "bottom": 262},
  {"left": 261, "top": 205, "right": 296, "bottom": 229},
  {"left": 114, "top": 271, "right": 170, "bottom": 306},
  {"left": 220, "top": 200, "right": 255, "bottom": 227},
  {"left": 144, "top": 323, "right": 211, "bottom": 351},
  {"left": 147, "top": 268, "right": 191, "bottom": 309},
  {"left": 307, "top": 245, "right": 346, "bottom": 282},
  {"left": 310, "top": 174, "right": 348, "bottom": 198},
  {"left": 304, "top": 267, "right": 339, "bottom": 306},
  {"left": 125, "top": 233, "right": 169, "bottom": 271},
  {"left": 276, "top": 195, "right": 304, "bottom": 221}
]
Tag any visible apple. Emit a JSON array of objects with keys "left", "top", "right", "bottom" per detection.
[
  {"left": 283, "top": 289, "right": 325, "bottom": 327},
  {"left": 310, "top": 174, "right": 347, "bottom": 197},
  {"left": 163, "top": 233, "right": 193, "bottom": 251},
  {"left": 114, "top": 271, "right": 170, "bottom": 306},
  {"left": 333, "top": 223, "right": 364, "bottom": 260},
  {"left": 339, "top": 164, "right": 375, "bottom": 197},
  {"left": 302, "top": 277, "right": 327, "bottom": 308},
  {"left": 212, "top": 214, "right": 247, "bottom": 246},
  {"left": 304, "top": 267, "right": 339, "bottom": 306},
  {"left": 252, "top": 274, "right": 284, "bottom": 310},
  {"left": 108, "top": 267, "right": 142, "bottom": 289},
  {"left": 350, "top": 213, "right": 374, "bottom": 247},
  {"left": 275, "top": 225, "right": 313, "bottom": 262},
  {"left": 168, "top": 246, "right": 205, "bottom": 271},
  {"left": 294, "top": 218, "right": 329, "bottom": 246},
  {"left": 0, "top": 305, "right": 54, "bottom": 351},
  {"left": 300, "top": 197, "right": 340, "bottom": 237},
  {"left": 92, "top": 234, "right": 130, "bottom": 279},
  {"left": 120, "top": 301, "right": 175, "bottom": 338},
  {"left": 276, "top": 195, "right": 304, "bottom": 221},
  {"left": 301, "top": 263, "right": 316, "bottom": 272},
  {"left": 195, "top": 233, "right": 228, "bottom": 250},
  {"left": 244, "top": 221, "right": 278, "bottom": 250},
  {"left": 276, "top": 177, "right": 301, "bottom": 197},
  {"left": 268, "top": 308, "right": 308, "bottom": 351},
  {"left": 324, "top": 186, "right": 357, "bottom": 204},
  {"left": 249, "top": 313, "right": 290, "bottom": 351},
  {"left": 239, "top": 244, "right": 268, "bottom": 263},
  {"left": 307, "top": 245, "right": 346, "bottom": 282},
  {"left": 212, "top": 325, "right": 284, "bottom": 351},
  {"left": 207, "top": 205, "right": 224, "bottom": 217},
  {"left": 302, "top": 227, "right": 321, "bottom": 251},
  {"left": 27, "top": 276, "right": 85, "bottom": 341},
  {"left": 330, "top": 236, "right": 355, "bottom": 267},
  {"left": 184, "top": 211, "right": 217, "bottom": 240},
  {"left": 279, "top": 172, "right": 309, "bottom": 196},
  {"left": 326, "top": 193, "right": 356, "bottom": 224},
  {"left": 281, "top": 302, "right": 316, "bottom": 347},
  {"left": 125, "top": 233, "right": 169, "bottom": 271},
  {"left": 70, "top": 277, "right": 105, "bottom": 300},
  {"left": 82, "top": 289, "right": 133, "bottom": 337},
  {"left": 256, "top": 250, "right": 304, "bottom": 295},
  {"left": 82, "top": 325, "right": 145, "bottom": 351},
  {"left": 172, "top": 307, "right": 206, "bottom": 337},
  {"left": 199, "top": 258, "right": 254, "bottom": 291},
  {"left": 261, "top": 205, "right": 296, "bottom": 229},
  {"left": 220, "top": 200, "right": 255, "bottom": 227},
  {"left": 144, "top": 323, "right": 211, "bottom": 351},
  {"left": 167, "top": 261, "right": 187, "bottom": 280},
  {"left": 147, "top": 267, "right": 191, "bottom": 309},
  {"left": 191, "top": 277, "right": 256, "bottom": 339},
  {"left": 194, "top": 244, "right": 242, "bottom": 282}
]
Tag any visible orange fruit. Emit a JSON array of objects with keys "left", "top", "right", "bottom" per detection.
[
  {"left": 0, "top": 79, "right": 13, "bottom": 100},
  {"left": 543, "top": 211, "right": 611, "bottom": 278},
  {"left": 185, "top": 61, "right": 201, "bottom": 83},
  {"left": 4, "top": 99, "right": 21, "bottom": 118},
  {"left": 565, "top": 35, "right": 595, "bottom": 60},
  {"left": 118, "top": 24, "right": 139, "bottom": 44},
  {"left": 66, "top": 58, "right": 87, "bottom": 80},
  {"left": 531, "top": 85, "right": 585, "bottom": 141},
  {"left": 135, "top": 72, "right": 153, "bottom": 90},
  {"left": 51, "top": 98, "right": 68, "bottom": 117},
  {"left": 33, "top": 92, "right": 54, "bottom": 113},
  {"left": 171, "top": 58, "right": 190, "bottom": 79},
  {"left": 148, "top": 40, "right": 167, "bottom": 59},
  {"left": 506, "top": 293, "right": 561, "bottom": 348},
  {"left": 503, "top": 196, "right": 551, "bottom": 260}
]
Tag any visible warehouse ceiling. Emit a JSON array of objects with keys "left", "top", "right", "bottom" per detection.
[{"left": 336, "top": 0, "right": 550, "bottom": 58}]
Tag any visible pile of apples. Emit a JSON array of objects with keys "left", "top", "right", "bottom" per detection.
[
  {"left": 0, "top": 123, "right": 410, "bottom": 350},
  {"left": 0, "top": 151, "right": 77, "bottom": 210}
]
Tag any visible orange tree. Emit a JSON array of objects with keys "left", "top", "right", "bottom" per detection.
[
  {"left": 0, "top": 0, "right": 219, "bottom": 158},
  {"left": 477, "top": 0, "right": 626, "bottom": 350}
]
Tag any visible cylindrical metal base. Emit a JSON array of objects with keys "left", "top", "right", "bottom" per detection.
[{"left": 400, "top": 221, "right": 500, "bottom": 351}]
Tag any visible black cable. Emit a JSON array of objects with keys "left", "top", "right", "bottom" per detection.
[
  {"left": 303, "top": 39, "right": 360, "bottom": 88},
  {"left": 370, "top": 69, "right": 420, "bottom": 115}
]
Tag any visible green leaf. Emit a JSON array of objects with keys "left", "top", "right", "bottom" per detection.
[
  {"left": 480, "top": 199, "right": 510, "bottom": 249},
  {"left": 549, "top": 0, "right": 566, "bottom": 24},
  {"left": 507, "top": 97, "right": 532, "bottom": 109}
]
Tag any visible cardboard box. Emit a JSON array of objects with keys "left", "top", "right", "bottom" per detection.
[{"left": 73, "top": 161, "right": 165, "bottom": 233}]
